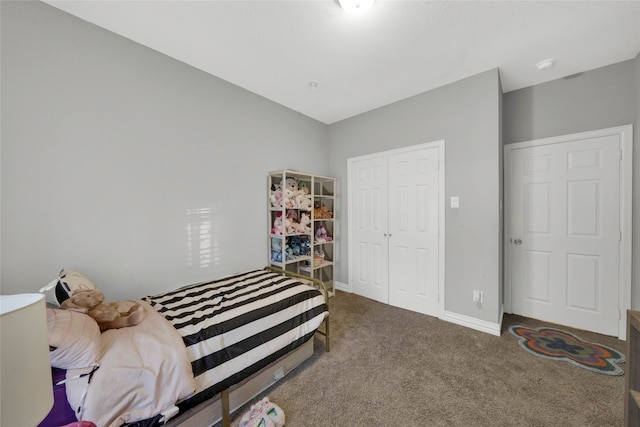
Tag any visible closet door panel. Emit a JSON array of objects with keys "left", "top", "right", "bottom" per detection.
[
  {"left": 350, "top": 157, "right": 389, "bottom": 304},
  {"left": 388, "top": 148, "right": 439, "bottom": 316}
]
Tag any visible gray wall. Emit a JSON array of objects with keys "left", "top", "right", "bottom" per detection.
[
  {"left": 503, "top": 60, "right": 637, "bottom": 144},
  {"left": 328, "top": 69, "right": 503, "bottom": 324},
  {"left": 0, "top": 1, "right": 329, "bottom": 300},
  {"left": 503, "top": 58, "right": 639, "bottom": 308},
  {"left": 637, "top": 52, "right": 640, "bottom": 310}
]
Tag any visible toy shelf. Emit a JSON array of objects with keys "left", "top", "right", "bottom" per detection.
[{"left": 268, "top": 170, "right": 336, "bottom": 297}]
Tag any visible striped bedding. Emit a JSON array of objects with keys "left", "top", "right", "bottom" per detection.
[{"left": 143, "top": 269, "right": 328, "bottom": 412}]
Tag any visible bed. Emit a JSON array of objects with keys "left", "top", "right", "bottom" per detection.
[{"left": 40, "top": 267, "right": 330, "bottom": 427}]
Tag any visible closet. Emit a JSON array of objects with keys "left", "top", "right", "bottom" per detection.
[{"left": 348, "top": 142, "right": 443, "bottom": 317}]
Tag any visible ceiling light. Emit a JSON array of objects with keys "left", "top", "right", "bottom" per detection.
[
  {"left": 536, "top": 59, "right": 555, "bottom": 70},
  {"left": 339, "top": 0, "right": 375, "bottom": 15}
]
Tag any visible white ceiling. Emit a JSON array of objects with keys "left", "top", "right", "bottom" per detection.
[{"left": 43, "top": 0, "right": 640, "bottom": 124}]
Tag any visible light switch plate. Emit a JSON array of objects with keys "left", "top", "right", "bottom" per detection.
[{"left": 451, "top": 196, "right": 460, "bottom": 208}]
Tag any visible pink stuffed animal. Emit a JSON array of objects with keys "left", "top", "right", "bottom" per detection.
[
  {"left": 284, "top": 217, "right": 294, "bottom": 234},
  {"left": 315, "top": 224, "right": 332, "bottom": 242},
  {"left": 272, "top": 213, "right": 283, "bottom": 235}
]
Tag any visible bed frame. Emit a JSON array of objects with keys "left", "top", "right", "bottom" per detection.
[{"left": 165, "top": 267, "right": 330, "bottom": 427}]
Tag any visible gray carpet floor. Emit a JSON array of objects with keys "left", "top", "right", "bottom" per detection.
[{"left": 221, "top": 290, "right": 626, "bottom": 427}]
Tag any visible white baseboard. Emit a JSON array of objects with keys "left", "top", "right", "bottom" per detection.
[
  {"left": 336, "top": 283, "right": 503, "bottom": 337},
  {"left": 440, "top": 310, "right": 502, "bottom": 336},
  {"left": 335, "top": 281, "right": 351, "bottom": 293}
]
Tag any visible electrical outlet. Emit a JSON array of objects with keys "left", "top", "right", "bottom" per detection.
[{"left": 473, "top": 290, "right": 483, "bottom": 304}]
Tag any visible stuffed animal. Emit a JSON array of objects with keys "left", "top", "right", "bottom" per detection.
[
  {"left": 239, "top": 397, "right": 285, "bottom": 427},
  {"left": 296, "top": 212, "right": 312, "bottom": 234},
  {"left": 61, "top": 289, "right": 146, "bottom": 332},
  {"left": 296, "top": 193, "right": 312, "bottom": 210},
  {"left": 300, "top": 238, "right": 311, "bottom": 256},
  {"left": 283, "top": 177, "right": 299, "bottom": 192},
  {"left": 270, "top": 183, "right": 283, "bottom": 208},
  {"left": 286, "top": 209, "right": 299, "bottom": 223},
  {"left": 288, "top": 236, "right": 301, "bottom": 256},
  {"left": 298, "top": 182, "right": 309, "bottom": 195},
  {"left": 314, "top": 205, "right": 333, "bottom": 219},
  {"left": 271, "top": 252, "right": 283, "bottom": 262},
  {"left": 272, "top": 213, "right": 284, "bottom": 235},
  {"left": 271, "top": 238, "right": 284, "bottom": 262},
  {"left": 315, "top": 223, "right": 332, "bottom": 242},
  {"left": 284, "top": 216, "right": 294, "bottom": 234},
  {"left": 285, "top": 243, "right": 294, "bottom": 259},
  {"left": 285, "top": 210, "right": 299, "bottom": 234},
  {"left": 284, "top": 189, "right": 296, "bottom": 208}
]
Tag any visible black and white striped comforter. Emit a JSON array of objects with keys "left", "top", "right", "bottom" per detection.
[{"left": 143, "top": 269, "right": 328, "bottom": 410}]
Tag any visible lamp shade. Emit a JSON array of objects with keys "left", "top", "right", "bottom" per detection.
[{"left": 1, "top": 293, "right": 54, "bottom": 426}]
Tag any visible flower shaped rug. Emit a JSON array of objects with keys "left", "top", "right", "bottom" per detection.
[{"left": 509, "top": 325, "right": 625, "bottom": 376}]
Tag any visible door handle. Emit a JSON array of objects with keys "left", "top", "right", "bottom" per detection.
[{"left": 514, "top": 238, "right": 523, "bottom": 245}]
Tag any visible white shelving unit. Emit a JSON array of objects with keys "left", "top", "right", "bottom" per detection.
[{"left": 268, "top": 170, "right": 336, "bottom": 296}]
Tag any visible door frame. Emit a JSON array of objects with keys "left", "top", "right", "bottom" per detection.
[
  {"left": 347, "top": 140, "right": 445, "bottom": 317},
  {"left": 504, "top": 125, "right": 633, "bottom": 339}
]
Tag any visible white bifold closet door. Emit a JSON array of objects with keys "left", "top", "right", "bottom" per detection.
[{"left": 350, "top": 144, "right": 440, "bottom": 317}]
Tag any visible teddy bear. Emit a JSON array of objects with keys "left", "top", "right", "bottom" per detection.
[
  {"left": 61, "top": 289, "right": 146, "bottom": 332},
  {"left": 314, "top": 205, "right": 333, "bottom": 219},
  {"left": 283, "top": 177, "right": 299, "bottom": 193}
]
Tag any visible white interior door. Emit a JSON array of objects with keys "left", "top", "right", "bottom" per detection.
[
  {"left": 350, "top": 156, "right": 389, "bottom": 304},
  {"left": 509, "top": 134, "right": 621, "bottom": 336},
  {"left": 388, "top": 148, "right": 440, "bottom": 316}
]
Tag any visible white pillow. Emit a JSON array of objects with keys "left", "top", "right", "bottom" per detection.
[{"left": 47, "top": 308, "right": 101, "bottom": 369}]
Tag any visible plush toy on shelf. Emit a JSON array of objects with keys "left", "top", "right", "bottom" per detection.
[
  {"left": 283, "top": 177, "right": 299, "bottom": 193},
  {"left": 284, "top": 188, "right": 296, "bottom": 208},
  {"left": 270, "top": 183, "right": 283, "bottom": 208},
  {"left": 285, "top": 210, "right": 298, "bottom": 234},
  {"left": 296, "top": 212, "right": 312, "bottom": 234},
  {"left": 315, "top": 223, "right": 332, "bottom": 242},
  {"left": 285, "top": 242, "right": 294, "bottom": 260},
  {"left": 272, "top": 212, "right": 284, "bottom": 235},
  {"left": 314, "top": 205, "right": 333, "bottom": 219},
  {"left": 271, "top": 238, "right": 284, "bottom": 262},
  {"left": 286, "top": 209, "right": 299, "bottom": 223},
  {"left": 288, "top": 236, "right": 302, "bottom": 257},
  {"left": 300, "top": 238, "right": 311, "bottom": 256},
  {"left": 296, "top": 193, "right": 312, "bottom": 210}
]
